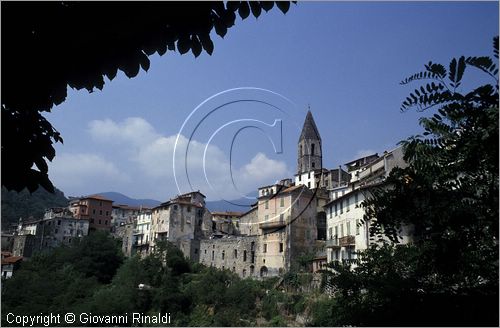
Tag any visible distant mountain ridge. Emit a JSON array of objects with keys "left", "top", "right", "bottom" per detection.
[
  {"left": 96, "top": 192, "right": 161, "bottom": 208},
  {"left": 96, "top": 191, "right": 256, "bottom": 213}
]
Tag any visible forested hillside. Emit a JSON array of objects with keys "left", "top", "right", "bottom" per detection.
[
  {"left": 1, "top": 186, "right": 68, "bottom": 227},
  {"left": 1, "top": 234, "right": 323, "bottom": 327}
]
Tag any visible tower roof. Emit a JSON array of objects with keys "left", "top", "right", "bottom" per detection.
[{"left": 299, "top": 110, "right": 321, "bottom": 141}]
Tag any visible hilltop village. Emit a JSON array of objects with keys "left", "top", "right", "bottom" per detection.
[{"left": 1, "top": 111, "right": 409, "bottom": 279}]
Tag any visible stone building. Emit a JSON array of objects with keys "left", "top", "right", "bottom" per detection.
[
  {"left": 210, "top": 211, "right": 244, "bottom": 235},
  {"left": 238, "top": 206, "right": 258, "bottom": 236},
  {"left": 115, "top": 222, "right": 135, "bottom": 257},
  {"left": 12, "top": 208, "right": 90, "bottom": 257},
  {"left": 149, "top": 191, "right": 211, "bottom": 261},
  {"left": 199, "top": 236, "right": 258, "bottom": 278},
  {"left": 111, "top": 204, "right": 144, "bottom": 229},
  {"left": 69, "top": 194, "right": 113, "bottom": 232}
]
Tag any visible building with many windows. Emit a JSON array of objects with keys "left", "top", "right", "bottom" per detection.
[{"left": 69, "top": 194, "right": 113, "bottom": 232}]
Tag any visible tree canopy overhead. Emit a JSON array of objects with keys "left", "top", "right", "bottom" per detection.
[{"left": 1, "top": 1, "right": 294, "bottom": 193}]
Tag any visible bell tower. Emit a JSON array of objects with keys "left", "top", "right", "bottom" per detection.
[{"left": 297, "top": 109, "right": 322, "bottom": 174}]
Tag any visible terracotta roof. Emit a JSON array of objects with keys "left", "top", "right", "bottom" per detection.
[
  {"left": 112, "top": 204, "right": 141, "bottom": 210},
  {"left": 83, "top": 194, "right": 113, "bottom": 202},
  {"left": 177, "top": 190, "right": 206, "bottom": 198},
  {"left": 1, "top": 256, "right": 23, "bottom": 265}
]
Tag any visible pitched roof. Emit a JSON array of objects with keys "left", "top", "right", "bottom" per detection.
[
  {"left": 299, "top": 110, "right": 321, "bottom": 141},
  {"left": 83, "top": 194, "right": 113, "bottom": 202},
  {"left": 1, "top": 256, "right": 23, "bottom": 265}
]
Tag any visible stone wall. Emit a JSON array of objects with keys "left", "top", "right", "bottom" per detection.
[{"left": 199, "top": 236, "right": 258, "bottom": 278}]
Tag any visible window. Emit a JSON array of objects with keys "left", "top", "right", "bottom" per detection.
[
  {"left": 299, "top": 174, "right": 302, "bottom": 181},
  {"left": 105, "top": 220, "right": 108, "bottom": 225},
  {"left": 194, "top": 248, "right": 198, "bottom": 254},
  {"left": 347, "top": 222, "right": 351, "bottom": 235},
  {"left": 222, "top": 250, "right": 225, "bottom": 260},
  {"left": 312, "top": 162, "right": 315, "bottom": 168},
  {"left": 356, "top": 219, "right": 360, "bottom": 235},
  {"left": 57, "top": 220, "right": 61, "bottom": 225},
  {"left": 55, "top": 229, "right": 59, "bottom": 234},
  {"left": 300, "top": 145, "right": 303, "bottom": 156},
  {"left": 93, "top": 209, "right": 96, "bottom": 214},
  {"left": 106, "top": 211, "right": 109, "bottom": 216},
  {"left": 335, "top": 192, "right": 338, "bottom": 199},
  {"left": 99, "top": 210, "right": 103, "bottom": 215},
  {"left": 279, "top": 243, "right": 283, "bottom": 253},
  {"left": 341, "top": 224, "right": 344, "bottom": 237},
  {"left": 173, "top": 205, "right": 178, "bottom": 210},
  {"left": 311, "top": 143, "right": 315, "bottom": 155},
  {"left": 329, "top": 206, "right": 332, "bottom": 218},
  {"left": 90, "top": 219, "right": 94, "bottom": 223},
  {"left": 99, "top": 201, "right": 103, "bottom": 206},
  {"left": 243, "top": 250, "right": 247, "bottom": 262},
  {"left": 99, "top": 219, "right": 102, "bottom": 225},
  {"left": 280, "top": 197, "right": 284, "bottom": 207},
  {"left": 265, "top": 200, "right": 269, "bottom": 209},
  {"left": 187, "top": 206, "right": 191, "bottom": 212},
  {"left": 280, "top": 213, "right": 284, "bottom": 222},
  {"left": 308, "top": 172, "right": 311, "bottom": 178},
  {"left": 329, "top": 227, "right": 333, "bottom": 239},
  {"left": 212, "top": 251, "right": 214, "bottom": 260},
  {"left": 340, "top": 200, "right": 344, "bottom": 214},
  {"left": 263, "top": 244, "right": 267, "bottom": 253},
  {"left": 234, "top": 249, "right": 237, "bottom": 258},
  {"left": 334, "top": 204, "right": 338, "bottom": 216},
  {"left": 335, "top": 226, "right": 338, "bottom": 239},
  {"left": 354, "top": 193, "right": 359, "bottom": 204},
  {"left": 204, "top": 249, "right": 207, "bottom": 254},
  {"left": 346, "top": 197, "right": 350, "bottom": 212},
  {"left": 265, "top": 214, "right": 269, "bottom": 221},
  {"left": 308, "top": 182, "right": 311, "bottom": 188}
]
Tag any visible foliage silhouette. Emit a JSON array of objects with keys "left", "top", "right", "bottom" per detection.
[
  {"left": 1, "top": 1, "right": 295, "bottom": 193},
  {"left": 320, "top": 36, "right": 499, "bottom": 326}
]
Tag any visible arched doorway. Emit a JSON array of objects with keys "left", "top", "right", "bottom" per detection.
[{"left": 260, "top": 266, "right": 268, "bottom": 278}]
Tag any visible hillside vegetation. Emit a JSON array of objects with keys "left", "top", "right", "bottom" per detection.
[{"left": 1, "top": 186, "right": 68, "bottom": 228}]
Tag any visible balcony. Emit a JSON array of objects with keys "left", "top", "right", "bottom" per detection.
[
  {"left": 325, "top": 238, "right": 340, "bottom": 249},
  {"left": 339, "top": 235, "right": 355, "bottom": 247},
  {"left": 259, "top": 220, "right": 286, "bottom": 230}
]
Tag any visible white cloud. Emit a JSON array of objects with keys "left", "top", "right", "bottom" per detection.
[
  {"left": 237, "top": 152, "right": 288, "bottom": 184},
  {"left": 88, "top": 117, "right": 159, "bottom": 147},
  {"left": 63, "top": 117, "right": 290, "bottom": 200},
  {"left": 49, "top": 153, "right": 130, "bottom": 197}
]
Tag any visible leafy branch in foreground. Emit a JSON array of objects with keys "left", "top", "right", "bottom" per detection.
[{"left": 320, "top": 36, "right": 499, "bottom": 326}]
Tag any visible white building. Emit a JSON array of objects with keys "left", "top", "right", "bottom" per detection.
[
  {"left": 134, "top": 210, "right": 152, "bottom": 255},
  {"left": 325, "top": 146, "right": 411, "bottom": 264}
]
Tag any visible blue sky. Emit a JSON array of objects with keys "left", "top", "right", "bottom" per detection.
[{"left": 45, "top": 1, "right": 499, "bottom": 201}]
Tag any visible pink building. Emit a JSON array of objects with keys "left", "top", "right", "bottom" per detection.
[{"left": 70, "top": 194, "right": 113, "bottom": 232}]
